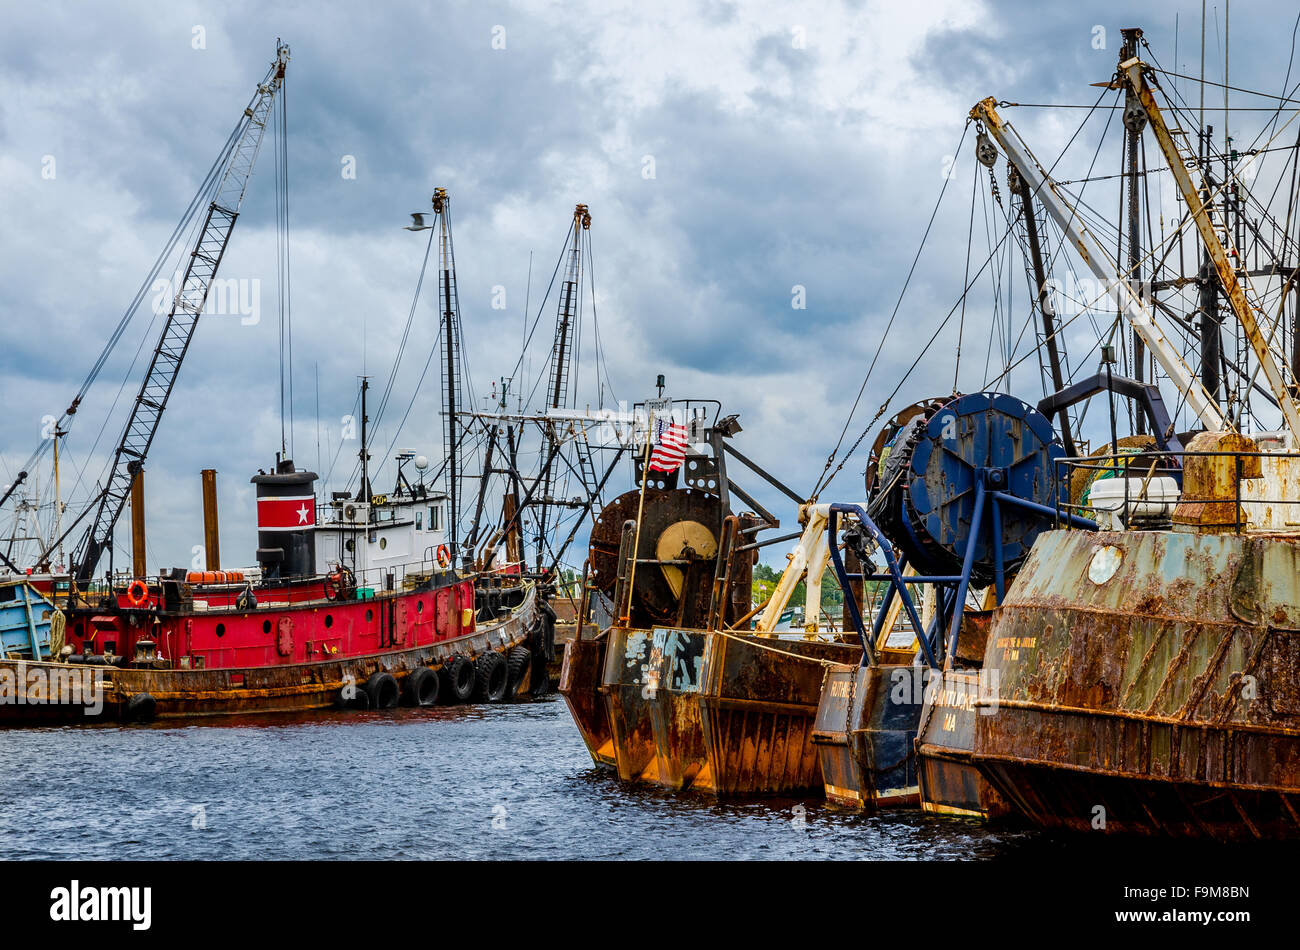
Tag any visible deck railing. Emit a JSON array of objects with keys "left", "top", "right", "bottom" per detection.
[{"left": 1052, "top": 448, "right": 1300, "bottom": 535}]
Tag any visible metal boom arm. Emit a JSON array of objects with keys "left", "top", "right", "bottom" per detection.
[
  {"left": 1119, "top": 59, "right": 1300, "bottom": 437},
  {"left": 70, "top": 44, "right": 289, "bottom": 582},
  {"left": 971, "top": 97, "right": 1227, "bottom": 432}
]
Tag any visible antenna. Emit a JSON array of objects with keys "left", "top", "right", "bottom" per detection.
[{"left": 356, "top": 376, "right": 371, "bottom": 503}]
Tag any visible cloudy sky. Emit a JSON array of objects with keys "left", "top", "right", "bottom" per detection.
[{"left": 2, "top": 0, "right": 1298, "bottom": 573}]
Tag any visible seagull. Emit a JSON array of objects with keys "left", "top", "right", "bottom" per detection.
[{"left": 404, "top": 212, "right": 432, "bottom": 231}]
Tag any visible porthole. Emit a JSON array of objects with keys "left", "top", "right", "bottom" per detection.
[
  {"left": 216, "top": 623, "right": 226, "bottom": 638},
  {"left": 345, "top": 539, "right": 355, "bottom": 552},
  {"left": 379, "top": 537, "right": 387, "bottom": 550},
  {"left": 1088, "top": 545, "right": 1123, "bottom": 585},
  {"left": 366, "top": 609, "right": 374, "bottom": 623},
  {"left": 262, "top": 620, "right": 272, "bottom": 634},
  {"left": 416, "top": 600, "right": 424, "bottom": 614},
  {"left": 324, "top": 614, "right": 334, "bottom": 628}
]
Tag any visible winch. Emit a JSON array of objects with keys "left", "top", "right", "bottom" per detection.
[{"left": 866, "top": 392, "right": 1066, "bottom": 586}]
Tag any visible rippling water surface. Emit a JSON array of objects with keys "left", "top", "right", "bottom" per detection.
[{"left": 0, "top": 698, "right": 1053, "bottom": 860}]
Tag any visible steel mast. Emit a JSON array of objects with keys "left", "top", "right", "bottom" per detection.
[
  {"left": 432, "top": 187, "right": 464, "bottom": 559},
  {"left": 534, "top": 204, "right": 591, "bottom": 571}
]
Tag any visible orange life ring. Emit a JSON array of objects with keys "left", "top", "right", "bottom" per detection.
[
  {"left": 125, "top": 579, "right": 150, "bottom": 608},
  {"left": 436, "top": 545, "right": 452, "bottom": 569}
]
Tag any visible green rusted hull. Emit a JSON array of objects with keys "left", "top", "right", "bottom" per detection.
[{"left": 973, "top": 528, "right": 1300, "bottom": 839}]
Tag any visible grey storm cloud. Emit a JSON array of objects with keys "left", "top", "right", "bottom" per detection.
[{"left": 2, "top": 0, "right": 1298, "bottom": 571}]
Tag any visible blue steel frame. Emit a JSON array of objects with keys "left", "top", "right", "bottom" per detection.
[{"left": 826, "top": 490, "right": 1094, "bottom": 672}]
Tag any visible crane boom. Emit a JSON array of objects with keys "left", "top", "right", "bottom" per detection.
[
  {"left": 70, "top": 43, "right": 290, "bottom": 582},
  {"left": 970, "top": 97, "right": 1228, "bottom": 433},
  {"left": 1118, "top": 58, "right": 1300, "bottom": 437}
]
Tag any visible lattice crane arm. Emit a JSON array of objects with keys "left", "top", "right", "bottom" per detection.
[{"left": 69, "top": 42, "right": 290, "bottom": 582}]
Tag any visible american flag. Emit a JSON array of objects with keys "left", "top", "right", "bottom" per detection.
[{"left": 648, "top": 420, "right": 689, "bottom": 473}]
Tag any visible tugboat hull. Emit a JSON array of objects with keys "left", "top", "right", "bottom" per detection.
[{"left": 0, "top": 587, "right": 538, "bottom": 724}]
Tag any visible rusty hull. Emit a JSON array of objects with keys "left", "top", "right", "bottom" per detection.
[
  {"left": 645, "top": 628, "right": 713, "bottom": 791},
  {"left": 599, "top": 626, "right": 663, "bottom": 782},
  {"left": 916, "top": 668, "right": 1012, "bottom": 819},
  {"left": 570, "top": 624, "right": 858, "bottom": 797},
  {"left": 812, "top": 663, "right": 924, "bottom": 809},
  {"left": 698, "top": 634, "right": 860, "bottom": 796},
  {"left": 973, "top": 527, "right": 1300, "bottom": 839},
  {"left": 597, "top": 626, "right": 716, "bottom": 790},
  {"left": 558, "top": 628, "right": 616, "bottom": 769},
  {"left": 0, "top": 589, "right": 538, "bottom": 724}
]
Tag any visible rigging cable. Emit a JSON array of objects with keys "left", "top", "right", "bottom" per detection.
[
  {"left": 808, "top": 122, "right": 971, "bottom": 499},
  {"left": 816, "top": 85, "right": 1116, "bottom": 498}
]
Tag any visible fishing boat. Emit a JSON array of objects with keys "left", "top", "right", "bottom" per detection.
[
  {"left": 800, "top": 24, "right": 1300, "bottom": 837},
  {"left": 560, "top": 404, "right": 869, "bottom": 796},
  {"left": 958, "top": 31, "right": 1300, "bottom": 839}
]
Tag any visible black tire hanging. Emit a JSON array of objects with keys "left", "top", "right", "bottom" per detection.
[
  {"left": 365, "top": 671, "right": 400, "bottom": 709},
  {"left": 335, "top": 682, "right": 370, "bottom": 709},
  {"left": 506, "top": 646, "right": 532, "bottom": 696},
  {"left": 403, "top": 666, "right": 440, "bottom": 707},
  {"left": 439, "top": 655, "right": 475, "bottom": 704},
  {"left": 474, "top": 651, "right": 509, "bottom": 703},
  {"left": 123, "top": 691, "right": 156, "bottom": 722}
]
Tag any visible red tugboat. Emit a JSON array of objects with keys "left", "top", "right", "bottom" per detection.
[
  {"left": 0, "top": 41, "right": 544, "bottom": 724},
  {"left": 24, "top": 454, "right": 541, "bottom": 723}
]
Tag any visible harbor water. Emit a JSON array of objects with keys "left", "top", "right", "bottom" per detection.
[{"left": 2, "top": 698, "right": 1044, "bottom": 861}]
